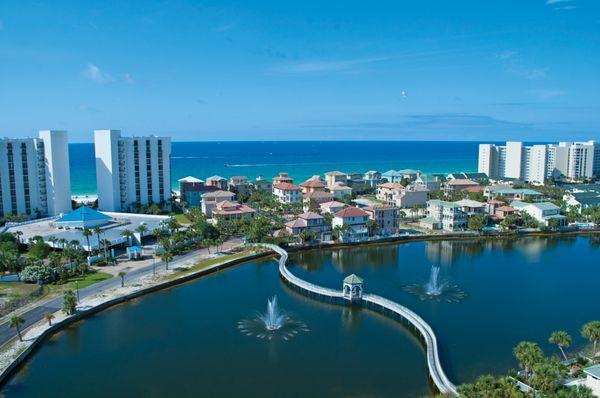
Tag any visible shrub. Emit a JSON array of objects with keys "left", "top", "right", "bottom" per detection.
[{"left": 21, "top": 265, "right": 55, "bottom": 284}]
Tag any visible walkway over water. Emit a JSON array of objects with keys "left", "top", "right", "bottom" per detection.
[{"left": 259, "top": 244, "right": 458, "bottom": 397}]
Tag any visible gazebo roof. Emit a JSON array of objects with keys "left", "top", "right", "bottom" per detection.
[
  {"left": 343, "top": 274, "right": 363, "bottom": 284},
  {"left": 55, "top": 206, "right": 111, "bottom": 224}
]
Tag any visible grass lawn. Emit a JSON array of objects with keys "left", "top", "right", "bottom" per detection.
[
  {"left": 48, "top": 272, "right": 113, "bottom": 294},
  {"left": 167, "top": 252, "right": 256, "bottom": 280},
  {"left": 0, "top": 281, "right": 41, "bottom": 299},
  {"left": 173, "top": 213, "right": 192, "bottom": 224}
]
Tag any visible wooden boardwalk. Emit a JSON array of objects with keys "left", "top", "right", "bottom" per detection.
[{"left": 259, "top": 244, "right": 458, "bottom": 396}]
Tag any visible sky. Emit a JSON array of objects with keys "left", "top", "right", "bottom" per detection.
[{"left": 0, "top": 0, "right": 599, "bottom": 142}]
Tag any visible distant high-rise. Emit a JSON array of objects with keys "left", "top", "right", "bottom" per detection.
[
  {"left": 478, "top": 140, "right": 598, "bottom": 184},
  {"left": 94, "top": 129, "right": 171, "bottom": 212},
  {"left": 0, "top": 130, "right": 72, "bottom": 218}
]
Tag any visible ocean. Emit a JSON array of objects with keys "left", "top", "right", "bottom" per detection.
[{"left": 69, "top": 141, "right": 480, "bottom": 195}]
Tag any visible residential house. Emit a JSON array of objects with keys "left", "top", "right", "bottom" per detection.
[
  {"left": 178, "top": 176, "right": 218, "bottom": 207},
  {"left": 206, "top": 175, "right": 228, "bottom": 190},
  {"left": 273, "top": 172, "right": 294, "bottom": 185},
  {"left": 363, "top": 170, "right": 382, "bottom": 188},
  {"left": 445, "top": 179, "right": 480, "bottom": 192},
  {"left": 201, "top": 190, "right": 236, "bottom": 216},
  {"left": 212, "top": 201, "right": 255, "bottom": 221},
  {"left": 252, "top": 176, "right": 273, "bottom": 192},
  {"left": 421, "top": 200, "right": 467, "bottom": 231},
  {"left": 363, "top": 204, "right": 399, "bottom": 235},
  {"left": 381, "top": 169, "right": 404, "bottom": 183},
  {"left": 273, "top": 183, "right": 302, "bottom": 204},
  {"left": 328, "top": 183, "right": 353, "bottom": 200},
  {"left": 229, "top": 176, "right": 250, "bottom": 196},
  {"left": 325, "top": 171, "right": 348, "bottom": 187},
  {"left": 510, "top": 201, "right": 567, "bottom": 226},
  {"left": 563, "top": 184, "right": 600, "bottom": 211},
  {"left": 346, "top": 172, "right": 365, "bottom": 187},
  {"left": 320, "top": 201, "right": 346, "bottom": 214},
  {"left": 284, "top": 212, "right": 332, "bottom": 242},
  {"left": 376, "top": 182, "right": 429, "bottom": 208},
  {"left": 303, "top": 191, "right": 335, "bottom": 211},
  {"left": 447, "top": 172, "right": 489, "bottom": 184},
  {"left": 415, "top": 174, "right": 443, "bottom": 191},
  {"left": 299, "top": 176, "right": 326, "bottom": 194},
  {"left": 455, "top": 199, "right": 486, "bottom": 216},
  {"left": 486, "top": 199, "right": 505, "bottom": 215},
  {"left": 485, "top": 187, "right": 545, "bottom": 202},
  {"left": 332, "top": 207, "right": 369, "bottom": 241},
  {"left": 494, "top": 206, "right": 517, "bottom": 219}
]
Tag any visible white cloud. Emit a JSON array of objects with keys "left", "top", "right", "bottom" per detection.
[{"left": 82, "top": 63, "right": 114, "bottom": 83}]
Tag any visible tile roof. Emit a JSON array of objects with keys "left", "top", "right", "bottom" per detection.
[
  {"left": 378, "top": 182, "right": 404, "bottom": 189},
  {"left": 343, "top": 274, "right": 363, "bottom": 284},
  {"left": 448, "top": 179, "right": 479, "bottom": 186},
  {"left": 496, "top": 206, "right": 516, "bottom": 212},
  {"left": 285, "top": 218, "right": 308, "bottom": 228},
  {"left": 273, "top": 183, "right": 301, "bottom": 191},
  {"left": 325, "top": 170, "right": 347, "bottom": 176},
  {"left": 298, "top": 212, "right": 324, "bottom": 220},
  {"left": 206, "top": 175, "right": 227, "bottom": 181},
  {"left": 202, "top": 190, "right": 235, "bottom": 198},
  {"left": 334, "top": 207, "right": 368, "bottom": 218},
  {"left": 299, "top": 179, "right": 326, "bottom": 188},
  {"left": 320, "top": 201, "right": 346, "bottom": 209},
  {"left": 304, "top": 191, "right": 334, "bottom": 199}
]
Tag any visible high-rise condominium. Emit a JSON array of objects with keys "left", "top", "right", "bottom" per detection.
[
  {"left": 478, "top": 140, "right": 599, "bottom": 184},
  {"left": 0, "top": 130, "right": 72, "bottom": 218},
  {"left": 94, "top": 129, "right": 171, "bottom": 212}
]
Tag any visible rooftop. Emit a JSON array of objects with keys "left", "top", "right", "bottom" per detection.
[
  {"left": 273, "top": 182, "right": 301, "bottom": 191},
  {"left": 206, "top": 175, "right": 227, "bottom": 181},
  {"left": 178, "top": 176, "right": 204, "bottom": 183},
  {"left": 325, "top": 170, "right": 346, "bottom": 176},
  {"left": 299, "top": 179, "right": 326, "bottom": 188},
  {"left": 55, "top": 206, "right": 112, "bottom": 224},
  {"left": 304, "top": 191, "right": 334, "bottom": 200},
  {"left": 496, "top": 188, "right": 542, "bottom": 196},
  {"left": 298, "top": 212, "right": 324, "bottom": 220},
  {"left": 202, "top": 190, "right": 235, "bottom": 198},
  {"left": 343, "top": 274, "right": 364, "bottom": 284},
  {"left": 320, "top": 201, "right": 346, "bottom": 209},
  {"left": 448, "top": 179, "right": 479, "bottom": 186},
  {"left": 584, "top": 364, "right": 600, "bottom": 379},
  {"left": 455, "top": 199, "right": 486, "bottom": 208},
  {"left": 334, "top": 207, "right": 368, "bottom": 218}
]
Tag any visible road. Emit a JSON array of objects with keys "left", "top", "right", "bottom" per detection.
[{"left": 0, "top": 238, "right": 243, "bottom": 347}]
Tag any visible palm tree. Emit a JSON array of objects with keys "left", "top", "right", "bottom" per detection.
[
  {"left": 118, "top": 271, "right": 126, "bottom": 287},
  {"left": 513, "top": 341, "right": 543, "bottom": 382},
  {"left": 58, "top": 238, "right": 68, "bottom": 249},
  {"left": 82, "top": 228, "right": 93, "bottom": 252},
  {"left": 549, "top": 331, "right": 572, "bottom": 361},
  {"left": 121, "top": 229, "right": 133, "bottom": 246},
  {"left": 45, "top": 313, "right": 55, "bottom": 326},
  {"left": 13, "top": 230, "right": 23, "bottom": 245},
  {"left": 100, "top": 239, "right": 111, "bottom": 260},
  {"left": 135, "top": 225, "right": 148, "bottom": 244},
  {"left": 93, "top": 227, "right": 103, "bottom": 254},
  {"left": 582, "top": 321, "right": 600, "bottom": 361},
  {"left": 10, "top": 315, "right": 25, "bottom": 341},
  {"left": 62, "top": 290, "right": 77, "bottom": 315}
]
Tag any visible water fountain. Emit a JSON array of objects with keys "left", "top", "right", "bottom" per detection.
[
  {"left": 404, "top": 265, "right": 466, "bottom": 303},
  {"left": 238, "top": 296, "right": 309, "bottom": 341}
]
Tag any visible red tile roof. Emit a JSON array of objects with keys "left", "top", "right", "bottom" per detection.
[
  {"left": 273, "top": 183, "right": 301, "bottom": 191},
  {"left": 298, "top": 212, "right": 323, "bottom": 220},
  {"left": 304, "top": 191, "right": 334, "bottom": 199},
  {"left": 285, "top": 218, "right": 307, "bottom": 228},
  {"left": 496, "top": 206, "right": 517, "bottom": 212},
  {"left": 378, "top": 182, "right": 404, "bottom": 189},
  {"left": 334, "top": 207, "right": 368, "bottom": 218},
  {"left": 462, "top": 185, "right": 484, "bottom": 193},
  {"left": 299, "top": 179, "right": 326, "bottom": 188}
]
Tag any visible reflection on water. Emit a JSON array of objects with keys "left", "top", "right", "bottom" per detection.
[
  {"left": 237, "top": 296, "right": 309, "bottom": 341},
  {"left": 294, "top": 246, "right": 398, "bottom": 273}
]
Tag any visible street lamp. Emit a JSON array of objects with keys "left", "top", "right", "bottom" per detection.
[
  {"left": 75, "top": 280, "right": 80, "bottom": 302},
  {"left": 152, "top": 247, "right": 156, "bottom": 277}
]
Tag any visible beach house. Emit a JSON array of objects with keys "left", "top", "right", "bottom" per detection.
[
  {"left": 273, "top": 182, "right": 302, "bottom": 204},
  {"left": 284, "top": 212, "right": 332, "bottom": 242},
  {"left": 201, "top": 190, "right": 236, "bottom": 216},
  {"left": 376, "top": 182, "right": 429, "bottom": 208},
  {"left": 332, "top": 207, "right": 369, "bottom": 242},
  {"left": 421, "top": 200, "right": 467, "bottom": 231},
  {"left": 363, "top": 204, "right": 399, "bottom": 236}
]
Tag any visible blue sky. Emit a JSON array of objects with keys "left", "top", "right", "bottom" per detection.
[{"left": 1, "top": 0, "right": 599, "bottom": 142}]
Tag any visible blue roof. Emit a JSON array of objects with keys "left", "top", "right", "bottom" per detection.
[
  {"left": 127, "top": 246, "right": 143, "bottom": 253},
  {"left": 56, "top": 206, "right": 111, "bottom": 223},
  {"left": 496, "top": 188, "right": 542, "bottom": 196}
]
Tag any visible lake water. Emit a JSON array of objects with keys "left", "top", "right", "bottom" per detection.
[
  {"left": 3, "top": 236, "right": 598, "bottom": 397},
  {"left": 69, "top": 141, "right": 479, "bottom": 195}
]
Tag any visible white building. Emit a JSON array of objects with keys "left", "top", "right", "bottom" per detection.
[
  {"left": 422, "top": 200, "right": 467, "bottom": 231},
  {"left": 479, "top": 140, "right": 599, "bottom": 184},
  {"left": 332, "top": 207, "right": 369, "bottom": 241},
  {"left": 94, "top": 130, "right": 171, "bottom": 212},
  {"left": 510, "top": 201, "right": 567, "bottom": 227},
  {"left": 0, "top": 130, "right": 72, "bottom": 218},
  {"left": 272, "top": 183, "right": 302, "bottom": 204}
]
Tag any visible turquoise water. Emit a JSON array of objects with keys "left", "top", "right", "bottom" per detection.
[
  {"left": 69, "top": 141, "right": 479, "bottom": 195},
  {"left": 5, "top": 236, "right": 596, "bottom": 397}
]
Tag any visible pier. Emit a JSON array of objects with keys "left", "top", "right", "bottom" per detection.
[{"left": 259, "top": 243, "right": 458, "bottom": 396}]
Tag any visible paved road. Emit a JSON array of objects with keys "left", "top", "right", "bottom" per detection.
[{"left": 0, "top": 239, "right": 243, "bottom": 347}]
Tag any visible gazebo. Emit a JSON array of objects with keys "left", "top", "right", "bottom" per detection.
[{"left": 343, "top": 274, "right": 363, "bottom": 302}]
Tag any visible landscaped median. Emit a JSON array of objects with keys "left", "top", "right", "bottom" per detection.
[{"left": 0, "top": 246, "right": 271, "bottom": 385}]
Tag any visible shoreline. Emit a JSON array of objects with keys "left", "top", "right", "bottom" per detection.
[{"left": 1, "top": 228, "right": 598, "bottom": 389}]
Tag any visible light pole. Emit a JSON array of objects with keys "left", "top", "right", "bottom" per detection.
[
  {"left": 75, "top": 280, "right": 80, "bottom": 303},
  {"left": 152, "top": 247, "right": 156, "bottom": 277}
]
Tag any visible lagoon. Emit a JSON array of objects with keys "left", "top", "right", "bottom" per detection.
[{"left": 2, "top": 236, "right": 599, "bottom": 397}]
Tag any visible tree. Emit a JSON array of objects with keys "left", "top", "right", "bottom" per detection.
[
  {"left": 10, "top": 315, "right": 25, "bottom": 342},
  {"left": 121, "top": 229, "right": 133, "bottom": 246},
  {"left": 93, "top": 227, "right": 103, "bottom": 253},
  {"left": 45, "top": 313, "right": 55, "bottom": 326},
  {"left": 467, "top": 214, "right": 486, "bottom": 231},
  {"left": 501, "top": 214, "right": 519, "bottom": 229},
  {"left": 458, "top": 374, "right": 525, "bottom": 398},
  {"left": 366, "top": 219, "right": 378, "bottom": 237},
  {"left": 551, "top": 385, "right": 595, "bottom": 398},
  {"left": 530, "top": 358, "right": 566, "bottom": 395},
  {"left": 246, "top": 216, "right": 273, "bottom": 243},
  {"left": 82, "top": 228, "right": 93, "bottom": 252},
  {"left": 513, "top": 341, "right": 544, "bottom": 382},
  {"left": 62, "top": 290, "right": 77, "bottom": 315},
  {"left": 158, "top": 248, "right": 174, "bottom": 270},
  {"left": 28, "top": 237, "right": 50, "bottom": 260},
  {"left": 118, "top": 271, "right": 126, "bottom": 287},
  {"left": 549, "top": 330, "right": 572, "bottom": 361},
  {"left": 582, "top": 321, "right": 600, "bottom": 361},
  {"left": 136, "top": 224, "right": 148, "bottom": 240}
]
